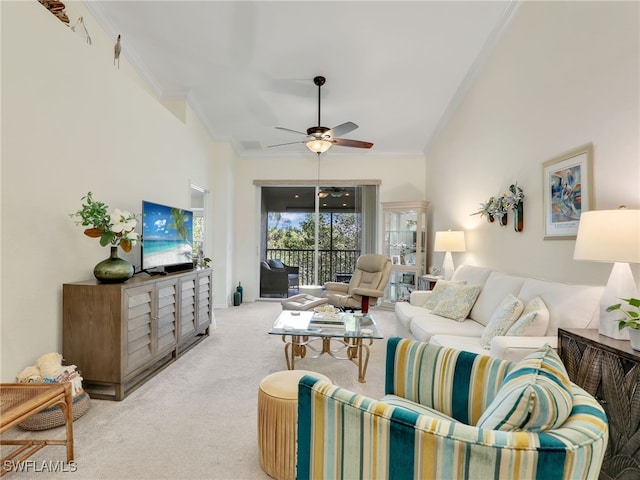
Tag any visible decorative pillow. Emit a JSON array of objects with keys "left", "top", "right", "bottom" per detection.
[
  {"left": 476, "top": 345, "right": 573, "bottom": 432},
  {"left": 422, "top": 280, "right": 466, "bottom": 310},
  {"left": 268, "top": 259, "right": 285, "bottom": 270},
  {"left": 507, "top": 296, "right": 550, "bottom": 337},
  {"left": 480, "top": 294, "right": 524, "bottom": 349},
  {"left": 430, "top": 285, "right": 481, "bottom": 322}
]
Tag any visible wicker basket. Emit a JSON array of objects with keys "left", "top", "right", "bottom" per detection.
[{"left": 18, "top": 389, "right": 90, "bottom": 431}]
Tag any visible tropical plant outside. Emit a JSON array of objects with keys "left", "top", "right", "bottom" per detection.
[{"left": 267, "top": 211, "right": 361, "bottom": 285}]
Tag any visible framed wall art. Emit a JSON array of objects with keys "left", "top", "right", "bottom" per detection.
[{"left": 542, "top": 143, "right": 594, "bottom": 240}]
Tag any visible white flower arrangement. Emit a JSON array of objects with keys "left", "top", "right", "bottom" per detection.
[
  {"left": 70, "top": 192, "right": 140, "bottom": 252},
  {"left": 472, "top": 183, "right": 525, "bottom": 218},
  {"left": 503, "top": 183, "right": 525, "bottom": 210}
]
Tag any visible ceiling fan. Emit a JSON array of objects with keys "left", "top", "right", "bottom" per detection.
[
  {"left": 269, "top": 76, "right": 374, "bottom": 154},
  {"left": 318, "top": 186, "right": 350, "bottom": 199}
]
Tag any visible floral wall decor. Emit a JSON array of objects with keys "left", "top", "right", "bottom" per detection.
[{"left": 472, "top": 183, "right": 525, "bottom": 232}]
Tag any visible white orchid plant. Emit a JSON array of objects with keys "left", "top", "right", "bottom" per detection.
[
  {"left": 503, "top": 183, "right": 525, "bottom": 210},
  {"left": 70, "top": 192, "right": 140, "bottom": 252},
  {"left": 472, "top": 183, "right": 525, "bottom": 218}
]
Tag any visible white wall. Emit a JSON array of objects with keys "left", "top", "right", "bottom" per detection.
[
  {"left": 233, "top": 153, "right": 427, "bottom": 303},
  {"left": 426, "top": 1, "right": 640, "bottom": 289},
  {"left": 0, "top": 2, "right": 215, "bottom": 381},
  {"left": 5, "top": 0, "right": 636, "bottom": 382}
]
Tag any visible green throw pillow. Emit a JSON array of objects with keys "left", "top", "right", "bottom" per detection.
[
  {"left": 422, "top": 280, "right": 466, "bottom": 310},
  {"left": 430, "top": 284, "right": 481, "bottom": 322},
  {"left": 476, "top": 345, "right": 573, "bottom": 432}
]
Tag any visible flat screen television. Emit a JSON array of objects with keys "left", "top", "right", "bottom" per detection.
[{"left": 141, "top": 200, "right": 194, "bottom": 273}]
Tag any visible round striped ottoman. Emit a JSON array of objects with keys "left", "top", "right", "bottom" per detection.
[{"left": 257, "top": 370, "right": 331, "bottom": 480}]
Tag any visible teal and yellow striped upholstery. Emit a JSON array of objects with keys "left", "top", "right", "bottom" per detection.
[
  {"left": 477, "top": 345, "right": 574, "bottom": 432},
  {"left": 296, "top": 337, "right": 608, "bottom": 480}
]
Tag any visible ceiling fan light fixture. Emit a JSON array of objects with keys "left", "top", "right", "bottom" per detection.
[{"left": 306, "top": 139, "right": 332, "bottom": 154}]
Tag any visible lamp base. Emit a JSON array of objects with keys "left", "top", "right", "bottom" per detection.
[
  {"left": 598, "top": 262, "right": 638, "bottom": 340},
  {"left": 442, "top": 252, "right": 454, "bottom": 281}
]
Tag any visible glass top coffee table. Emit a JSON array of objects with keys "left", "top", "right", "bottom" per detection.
[{"left": 269, "top": 310, "right": 383, "bottom": 383}]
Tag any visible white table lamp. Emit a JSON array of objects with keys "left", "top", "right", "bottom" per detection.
[
  {"left": 434, "top": 230, "right": 466, "bottom": 280},
  {"left": 574, "top": 208, "right": 640, "bottom": 339}
]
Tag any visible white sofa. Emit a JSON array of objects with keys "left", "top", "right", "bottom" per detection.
[{"left": 395, "top": 264, "right": 604, "bottom": 362}]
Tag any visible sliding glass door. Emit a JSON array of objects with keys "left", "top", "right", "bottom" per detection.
[{"left": 261, "top": 184, "right": 377, "bottom": 292}]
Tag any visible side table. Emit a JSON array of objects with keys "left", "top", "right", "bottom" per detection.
[
  {"left": 418, "top": 274, "right": 442, "bottom": 290},
  {"left": 558, "top": 328, "right": 640, "bottom": 479},
  {"left": 1, "top": 383, "right": 74, "bottom": 476}
]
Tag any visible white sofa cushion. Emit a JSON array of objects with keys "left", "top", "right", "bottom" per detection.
[
  {"left": 491, "top": 336, "right": 557, "bottom": 363},
  {"left": 470, "top": 272, "right": 526, "bottom": 326},
  {"left": 507, "top": 296, "right": 549, "bottom": 337},
  {"left": 409, "top": 314, "right": 486, "bottom": 342},
  {"left": 476, "top": 345, "right": 573, "bottom": 432},
  {"left": 395, "top": 302, "right": 430, "bottom": 331},
  {"left": 431, "top": 284, "right": 482, "bottom": 321},
  {"left": 429, "top": 334, "right": 487, "bottom": 356},
  {"left": 517, "top": 278, "right": 603, "bottom": 335},
  {"left": 480, "top": 294, "right": 524, "bottom": 349},
  {"left": 450, "top": 264, "right": 493, "bottom": 287}
]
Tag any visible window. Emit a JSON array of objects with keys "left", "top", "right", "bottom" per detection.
[{"left": 190, "top": 184, "right": 207, "bottom": 265}]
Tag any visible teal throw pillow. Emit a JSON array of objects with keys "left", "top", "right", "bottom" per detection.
[{"left": 476, "top": 345, "right": 573, "bottom": 432}]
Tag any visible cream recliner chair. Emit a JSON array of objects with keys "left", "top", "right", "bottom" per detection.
[{"left": 322, "top": 254, "right": 391, "bottom": 313}]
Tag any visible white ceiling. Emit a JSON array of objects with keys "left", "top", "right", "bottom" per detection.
[{"left": 86, "top": 1, "right": 519, "bottom": 158}]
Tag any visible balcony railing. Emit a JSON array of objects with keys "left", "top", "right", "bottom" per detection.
[{"left": 266, "top": 248, "right": 360, "bottom": 286}]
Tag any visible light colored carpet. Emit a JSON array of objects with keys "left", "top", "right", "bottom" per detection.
[{"left": 1, "top": 301, "right": 397, "bottom": 479}]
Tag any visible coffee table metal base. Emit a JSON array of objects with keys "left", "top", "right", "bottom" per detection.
[{"left": 280, "top": 335, "right": 372, "bottom": 383}]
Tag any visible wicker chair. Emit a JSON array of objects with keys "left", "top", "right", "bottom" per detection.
[{"left": 260, "top": 261, "right": 289, "bottom": 297}]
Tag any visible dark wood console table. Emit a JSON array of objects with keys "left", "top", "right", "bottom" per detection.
[{"left": 558, "top": 328, "right": 640, "bottom": 479}]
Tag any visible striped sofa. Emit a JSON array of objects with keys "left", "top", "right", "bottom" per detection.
[{"left": 296, "top": 337, "right": 608, "bottom": 480}]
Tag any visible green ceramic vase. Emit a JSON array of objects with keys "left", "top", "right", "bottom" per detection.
[{"left": 94, "top": 246, "right": 134, "bottom": 283}]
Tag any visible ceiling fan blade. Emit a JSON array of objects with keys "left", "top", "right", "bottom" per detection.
[
  {"left": 327, "top": 121, "right": 358, "bottom": 138},
  {"left": 275, "top": 126, "right": 308, "bottom": 136},
  {"left": 268, "top": 140, "right": 306, "bottom": 148},
  {"left": 332, "top": 138, "right": 374, "bottom": 149}
]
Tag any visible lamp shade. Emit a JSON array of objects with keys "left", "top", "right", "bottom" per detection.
[
  {"left": 434, "top": 230, "right": 466, "bottom": 253},
  {"left": 306, "top": 139, "right": 332, "bottom": 154},
  {"left": 574, "top": 209, "right": 640, "bottom": 264}
]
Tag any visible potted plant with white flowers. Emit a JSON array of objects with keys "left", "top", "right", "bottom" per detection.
[
  {"left": 472, "top": 196, "right": 497, "bottom": 223},
  {"left": 70, "top": 192, "right": 140, "bottom": 283},
  {"left": 607, "top": 297, "right": 640, "bottom": 350}
]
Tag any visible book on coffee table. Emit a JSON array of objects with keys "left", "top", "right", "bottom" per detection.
[{"left": 309, "top": 313, "right": 345, "bottom": 329}]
